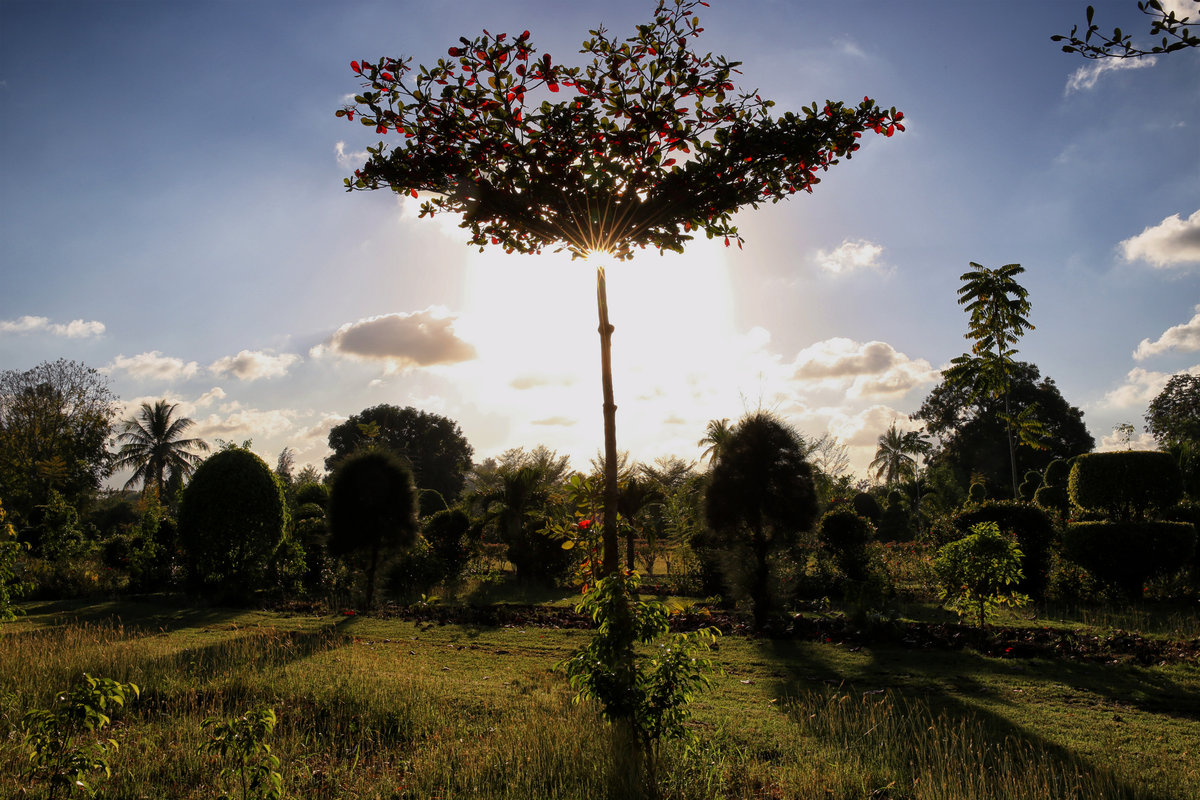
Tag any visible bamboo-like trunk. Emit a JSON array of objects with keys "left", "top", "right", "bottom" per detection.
[{"left": 596, "top": 265, "right": 620, "bottom": 576}]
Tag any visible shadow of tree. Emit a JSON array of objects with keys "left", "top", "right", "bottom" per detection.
[{"left": 758, "top": 637, "right": 1188, "bottom": 799}]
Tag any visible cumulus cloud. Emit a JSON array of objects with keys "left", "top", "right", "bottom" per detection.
[
  {"left": 192, "top": 407, "right": 298, "bottom": 442},
  {"left": 532, "top": 416, "right": 576, "bottom": 427},
  {"left": 334, "top": 140, "right": 369, "bottom": 167},
  {"left": 814, "top": 239, "right": 886, "bottom": 274},
  {"left": 1120, "top": 209, "right": 1200, "bottom": 268},
  {"left": 310, "top": 307, "right": 477, "bottom": 372},
  {"left": 104, "top": 351, "right": 201, "bottom": 382},
  {"left": 791, "top": 338, "right": 938, "bottom": 399},
  {"left": 0, "top": 315, "right": 105, "bottom": 338},
  {"left": 826, "top": 404, "right": 909, "bottom": 448},
  {"left": 1065, "top": 55, "right": 1157, "bottom": 93},
  {"left": 209, "top": 349, "right": 300, "bottom": 381},
  {"left": 1134, "top": 304, "right": 1200, "bottom": 360},
  {"left": 1097, "top": 429, "right": 1159, "bottom": 453},
  {"left": 1101, "top": 364, "right": 1200, "bottom": 408},
  {"left": 511, "top": 373, "right": 576, "bottom": 390}
]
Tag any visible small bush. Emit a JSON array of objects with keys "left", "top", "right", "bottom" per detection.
[
  {"left": 852, "top": 492, "right": 882, "bottom": 525},
  {"left": 953, "top": 501, "right": 1056, "bottom": 601},
  {"left": 817, "top": 508, "right": 875, "bottom": 583},
  {"left": 935, "top": 521, "right": 1027, "bottom": 626}
]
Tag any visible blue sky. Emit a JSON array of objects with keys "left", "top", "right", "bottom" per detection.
[{"left": 2, "top": 0, "right": 1198, "bottom": 481}]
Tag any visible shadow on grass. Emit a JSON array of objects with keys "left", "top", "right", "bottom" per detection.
[{"left": 760, "top": 636, "right": 1191, "bottom": 799}]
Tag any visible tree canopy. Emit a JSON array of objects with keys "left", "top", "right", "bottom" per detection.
[
  {"left": 326, "top": 405, "right": 474, "bottom": 502},
  {"left": 1053, "top": 1, "right": 1199, "bottom": 59},
  {"left": 913, "top": 361, "right": 1094, "bottom": 498},
  {"left": 0, "top": 359, "right": 118, "bottom": 528},
  {"left": 1145, "top": 373, "right": 1200, "bottom": 447},
  {"left": 339, "top": 0, "right": 903, "bottom": 261}
]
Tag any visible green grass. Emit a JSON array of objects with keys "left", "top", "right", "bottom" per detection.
[{"left": 2, "top": 598, "right": 1197, "bottom": 799}]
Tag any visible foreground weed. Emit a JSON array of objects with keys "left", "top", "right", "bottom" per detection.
[
  {"left": 20, "top": 673, "right": 139, "bottom": 799},
  {"left": 199, "top": 706, "right": 284, "bottom": 800},
  {"left": 558, "top": 570, "right": 720, "bottom": 797}
]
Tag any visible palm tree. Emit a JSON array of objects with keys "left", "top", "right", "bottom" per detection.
[
  {"left": 698, "top": 418, "right": 735, "bottom": 469},
  {"left": 870, "top": 423, "right": 923, "bottom": 486},
  {"left": 113, "top": 400, "right": 209, "bottom": 493}
]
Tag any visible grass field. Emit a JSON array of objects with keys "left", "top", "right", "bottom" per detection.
[{"left": 2, "top": 596, "right": 1198, "bottom": 799}]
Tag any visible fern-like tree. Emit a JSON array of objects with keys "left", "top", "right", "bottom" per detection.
[
  {"left": 113, "top": 400, "right": 209, "bottom": 494},
  {"left": 339, "top": 0, "right": 902, "bottom": 576},
  {"left": 943, "top": 263, "right": 1038, "bottom": 499}
]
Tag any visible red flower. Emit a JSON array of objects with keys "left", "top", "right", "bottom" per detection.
[{"left": 578, "top": 519, "right": 592, "bottom": 530}]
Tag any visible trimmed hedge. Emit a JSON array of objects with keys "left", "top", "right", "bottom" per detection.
[
  {"left": 178, "top": 449, "right": 289, "bottom": 598},
  {"left": 953, "top": 501, "right": 1055, "bottom": 600},
  {"left": 1062, "top": 520, "right": 1196, "bottom": 597},
  {"left": 1068, "top": 451, "right": 1182, "bottom": 521}
]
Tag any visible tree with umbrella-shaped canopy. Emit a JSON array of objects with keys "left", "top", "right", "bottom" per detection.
[{"left": 338, "top": 0, "right": 903, "bottom": 577}]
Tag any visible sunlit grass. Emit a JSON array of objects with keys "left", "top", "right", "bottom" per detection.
[{"left": 2, "top": 603, "right": 1196, "bottom": 799}]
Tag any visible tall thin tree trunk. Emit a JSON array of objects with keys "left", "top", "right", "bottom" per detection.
[
  {"left": 597, "top": 265, "right": 620, "bottom": 577},
  {"left": 999, "top": 335, "right": 1019, "bottom": 499}
]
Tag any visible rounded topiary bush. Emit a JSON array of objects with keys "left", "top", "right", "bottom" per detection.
[
  {"left": 852, "top": 492, "right": 882, "bottom": 525},
  {"left": 1062, "top": 520, "right": 1196, "bottom": 598},
  {"left": 422, "top": 507, "right": 474, "bottom": 583},
  {"left": 818, "top": 508, "right": 874, "bottom": 582},
  {"left": 1069, "top": 451, "right": 1182, "bottom": 521},
  {"left": 328, "top": 450, "right": 418, "bottom": 607},
  {"left": 293, "top": 481, "right": 329, "bottom": 508},
  {"left": 953, "top": 501, "right": 1056, "bottom": 600},
  {"left": 178, "top": 448, "right": 289, "bottom": 598}
]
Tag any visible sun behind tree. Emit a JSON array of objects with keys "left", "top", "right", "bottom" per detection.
[{"left": 338, "top": 0, "right": 903, "bottom": 575}]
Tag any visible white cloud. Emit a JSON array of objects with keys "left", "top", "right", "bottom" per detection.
[
  {"left": 192, "top": 407, "right": 298, "bottom": 444},
  {"left": 1065, "top": 55, "right": 1157, "bottom": 93},
  {"left": 511, "top": 373, "right": 576, "bottom": 390},
  {"left": 1097, "top": 429, "right": 1159, "bottom": 452},
  {"left": 814, "top": 239, "right": 886, "bottom": 275},
  {"left": 310, "top": 307, "right": 477, "bottom": 372},
  {"left": 1134, "top": 304, "right": 1200, "bottom": 359},
  {"left": 0, "top": 315, "right": 105, "bottom": 338},
  {"left": 334, "top": 140, "right": 369, "bottom": 167},
  {"left": 1120, "top": 209, "right": 1200, "bottom": 268},
  {"left": 1101, "top": 364, "right": 1200, "bottom": 408},
  {"left": 791, "top": 338, "right": 938, "bottom": 399},
  {"left": 826, "top": 404, "right": 908, "bottom": 448},
  {"left": 104, "top": 351, "right": 201, "bottom": 382},
  {"left": 532, "top": 416, "right": 577, "bottom": 427},
  {"left": 209, "top": 349, "right": 300, "bottom": 381}
]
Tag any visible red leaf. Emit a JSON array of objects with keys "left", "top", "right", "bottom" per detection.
[
  {"left": 376, "top": 124, "right": 387, "bottom": 134},
  {"left": 380, "top": 71, "right": 394, "bottom": 81},
  {"left": 662, "top": 158, "right": 676, "bottom": 166},
  {"left": 520, "top": 30, "right": 530, "bottom": 40},
  {"left": 409, "top": 189, "right": 418, "bottom": 198},
  {"left": 448, "top": 47, "right": 463, "bottom": 57},
  {"left": 548, "top": 82, "right": 559, "bottom": 92},
  {"left": 346, "top": 110, "right": 354, "bottom": 121},
  {"left": 351, "top": 60, "right": 361, "bottom": 73}
]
